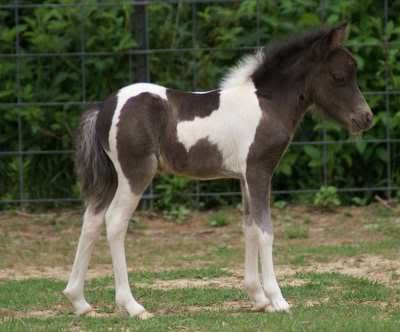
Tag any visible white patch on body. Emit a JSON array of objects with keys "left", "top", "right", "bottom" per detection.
[
  {"left": 220, "top": 50, "right": 264, "bottom": 90},
  {"left": 176, "top": 82, "right": 262, "bottom": 175},
  {"left": 191, "top": 89, "right": 219, "bottom": 94},
  {"left": 108, "top": 83, "right": 167, "bottom": 158}
]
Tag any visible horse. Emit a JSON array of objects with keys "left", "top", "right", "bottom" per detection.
[{"left": 64, "top": 23, "right": 373, "bottom": 319}]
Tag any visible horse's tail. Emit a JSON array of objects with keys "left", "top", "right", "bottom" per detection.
[{"left": 75, "top": 106, "right": 117, "bottom": 212}]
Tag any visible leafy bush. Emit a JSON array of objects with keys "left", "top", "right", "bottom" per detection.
[
  {"left": 314, "top": 186, "right": 341, "bottom": 209},
  {"left": 207, "top": 212, "right": 229, "bottom": 227},
  {"left": 0, "top": 0, "right": 399, "bottom": 208}
]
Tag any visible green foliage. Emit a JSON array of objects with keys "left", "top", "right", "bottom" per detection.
[
  {"left": 1, "top": 0, "right": 399, "bottom": 207},
  {"left": 314, "top": 186, "right": 341, "bottom": 208},
  {"left": 155, "top": 175, "right": 192, "bottom": 222},
  {"left": 207, "top": 211, "right": 229, "bottom": 227},
  {"left": 283, "top": 224, "right": 309, "bottom": 239},
  {"left": 273, "top": 200, "right": 287, "bottom": 209},
  {"left": 352, "top": 196, "right": 369, "bottom": 206},
  {"left": 164, "top": 205, "right": 191, "bottom": 224}
]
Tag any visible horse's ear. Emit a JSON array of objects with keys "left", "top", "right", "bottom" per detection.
[
  {"left": 312, "top": 22, "right": 348, "bottom": 58},
  {"left": 326, "top": 22, "right": 348, "bottom": 48}
]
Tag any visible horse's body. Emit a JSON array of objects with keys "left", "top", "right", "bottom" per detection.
[{"left": 64, "top": 24, "right": 373, "bottom": 318}]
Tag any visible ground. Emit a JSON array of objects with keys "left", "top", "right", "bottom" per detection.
[{"left": 0, "top": 202, "right": 400, "bottom": 331}]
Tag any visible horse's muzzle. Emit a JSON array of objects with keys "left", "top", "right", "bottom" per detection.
[{"left": 350, "top": 107, "right": 373, "bottom": 132}]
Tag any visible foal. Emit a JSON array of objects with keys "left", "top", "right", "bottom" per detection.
[{"left": 64, "top": 23, "right": 373, "bottom": 318}]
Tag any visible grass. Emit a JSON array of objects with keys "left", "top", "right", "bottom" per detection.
[
  {"left": 283, "top": 224, "right": 309, "bottom": 239},
  {"left": 1, "top": 203, "right": 400, "bottom": 331},
  {"left": 1, "top": 272, "right": 399, "bottom": 331},
  {"left": 207, "top": 211, "right": 229, "bottom": 227}
]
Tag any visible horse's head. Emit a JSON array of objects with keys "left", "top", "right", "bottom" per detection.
[{"left": 307, "top": 23, "right": 373, "bottom": 134}]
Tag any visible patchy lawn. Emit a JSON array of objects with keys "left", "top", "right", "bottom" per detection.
[{"left": 0, "top": 203, "right": 400, "bottom": 331}]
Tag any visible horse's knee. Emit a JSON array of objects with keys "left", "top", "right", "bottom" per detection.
[{"left": 81, "top": 208, "right": 104, "bottom": 239}]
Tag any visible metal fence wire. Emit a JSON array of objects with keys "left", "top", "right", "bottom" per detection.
[{"left": 0, "top": 0, "right": 399, "bottom": 207}]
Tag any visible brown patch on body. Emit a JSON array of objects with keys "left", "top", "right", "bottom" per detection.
[
  {"left": 96, "top": 93, "right": 117, "bottom": 150},
  {"left": 166, "top": 89, "right": 220, "bottom": 121},
  {"left": 160, "top": 137, "right": 224, "bottom": 179},
  {"left": 117, "top": 92, "right": 168, "bottom": 194}
]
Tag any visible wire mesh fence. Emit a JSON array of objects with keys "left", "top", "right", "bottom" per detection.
[{"left": 0, "top": 0, "right": 399, "bottom": 208}]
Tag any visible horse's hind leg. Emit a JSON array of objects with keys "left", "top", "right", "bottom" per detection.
[
  {"left": 63, "top": 205, "right": 105, "bottom": 315},
  {"left": 105, "top": 154, "right": 157, "bottom": 319}
]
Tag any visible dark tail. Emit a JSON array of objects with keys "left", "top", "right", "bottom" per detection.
[{"left": 75, "top": 106, "right": 117, "bottom": 213}]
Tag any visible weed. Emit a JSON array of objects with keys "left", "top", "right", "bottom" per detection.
[
  {"left": 208, "top": 212, "right": 229, "bottom": 227},
  {"left": 164, "top": 206, "right": 191, "bottom": 224},
  {"left": 283, "top": 225, "right": 309, "bottom": 239},
  {"left": 303, "top": 217, "right": 312, "bottom": 225},
  {"left": 314, "top": 186, "right": 341, "bottom": 209},
  {"left": 273, "top": 200, "right": 287, "bottom": 209},
  {"left": 352, "top": 196, "right": 368, "bottom": 206},
  {"left": 128, "top": 217, "right": 147, "bottom": 230}
]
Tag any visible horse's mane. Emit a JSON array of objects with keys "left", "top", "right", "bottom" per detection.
[{"left": 220, "top": 27, "right": 329, "bottom": 89}]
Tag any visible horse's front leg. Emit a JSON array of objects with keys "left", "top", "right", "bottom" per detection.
[
  {"left": 245, "top": 170, "right": 290, "bottom": 312},
  {"left": 241, "top": 180, "right": 270, "bottom": 311}
]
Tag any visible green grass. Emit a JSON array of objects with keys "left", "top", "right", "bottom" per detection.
[
  {"left": 283, "top": 225, "right": 309, "bottom": 239},
  {"left": 207, "top": 212, "right": 229, "bottom": 227},
  {"left": 280, "top": 239, "right": 400, "bottom": 266},
  {"left": 1, "top": 271, "right": 399, "bottom": 331},
  {"left": 1, "top": 204, "right": 400, "bottom": 331}
]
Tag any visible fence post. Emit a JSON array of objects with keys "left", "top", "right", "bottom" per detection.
[
  {"left": 14, "top": 0, "right": 24, "bottom": 208},
  {"left": 134, "top": 1, "right": 149, "bottom": 83},
  {"left": 134, "top": 1, "right": 152, "bottom": 208}
]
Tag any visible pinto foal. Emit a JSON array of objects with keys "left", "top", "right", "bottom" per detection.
[{"left": 64, "top": 24, "right": 373, "bottom": 318}]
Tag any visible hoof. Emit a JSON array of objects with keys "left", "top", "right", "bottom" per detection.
[
  {"left": 253, "top": 299, "right": 270, "bottom": 312},
  {"left": 85, "top": 310, "right": 100, "bottom": 317},
  {"left": 137, "top": 310, "right": 154, "bottom": 320},
  {"left": 63, "top": 289, "right": 93, "bottom": 316},
  {"left": 74, "top": 304, "right": 94, "bottom": 316},
  {"left": 267, "top": 298, "right": 290, "bottom": 312}
]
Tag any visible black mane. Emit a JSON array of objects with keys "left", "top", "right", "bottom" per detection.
[{"left": 252, "top": 27, "right": 329, "bottom": 82}]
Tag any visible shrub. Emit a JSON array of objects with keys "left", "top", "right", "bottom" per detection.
[
  {"left": 208, "top": 212, "right": 229, "bottom": 227},
  {"left": 0, "top": 0, "right": 399, "bottom": 207},
  {"left": 314, "top": 186, "right": 341, "bottom": 209}
]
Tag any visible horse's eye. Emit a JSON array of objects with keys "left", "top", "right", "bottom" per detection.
[{"left": 331, "top": 72, "right": 346, "bottom": 85}]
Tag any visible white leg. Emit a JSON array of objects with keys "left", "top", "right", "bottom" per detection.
[
  {"left": 241, "top": 180, "right": 269, "bottom": 310},
  {"left": 105, "top": 181, "right": 151, "bottom": 319},
  {"left": 245, "top": 172, "right": 289, "bottom": 312},
  {"left": 256, "top": 223, "right": 290, "bottom": 312},
  {"left": 64, "top": 206, "right": 105, "bottom": 315},
  {"left": 244, "top": 223, "right": 270, "bottom": 310}
]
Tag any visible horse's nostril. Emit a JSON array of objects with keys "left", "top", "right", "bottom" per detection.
[{"left": 365, "top": 112, "right": 373, "bottom": 123}]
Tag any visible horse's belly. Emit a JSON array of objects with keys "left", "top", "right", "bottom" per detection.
[{"left": 159, "top": 137, "right": 237, "bottom": 179}]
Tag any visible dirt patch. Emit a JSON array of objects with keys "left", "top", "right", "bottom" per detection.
[
  {"left": 184, "top": 300, "right": 251, "bottom": 313},
  {"left": 0, "top": 309, "right": 58, "bottom": 319},
  {"left": 0, "top": 265, "right": 113, "bottom": 281},
  {"left": 136, "top": 276, "right": 242, "bottom": 290},
  {"left": 304, "top": 298, "right": 330, "bottom": 307},
  {"left": 276, "top": 255, "right": 400, "bottom": 286}
]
